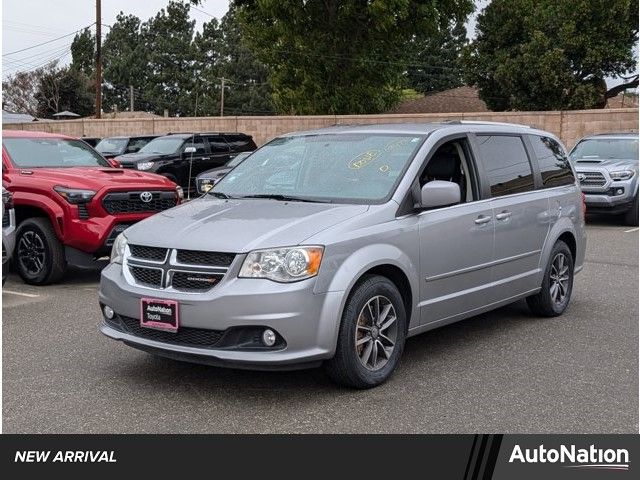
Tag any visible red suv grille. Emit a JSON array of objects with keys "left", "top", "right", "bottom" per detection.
[{"left": 102, "top": 191, "right": 176, "bottom": 215}]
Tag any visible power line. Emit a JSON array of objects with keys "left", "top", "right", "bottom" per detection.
[{"left": 3, "top": 23, "right": 94, "bottom": 56}]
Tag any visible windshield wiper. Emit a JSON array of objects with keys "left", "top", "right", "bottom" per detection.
[
  {"left": 239, "top": 194, "right": 331, "bottom": 203},
  {"left": 207, "top": 191, "right": 236, "bottom": 199}
]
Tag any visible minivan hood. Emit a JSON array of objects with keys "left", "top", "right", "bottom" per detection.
[{"left": 124, "top": 197, "right": 369, "bottom": 252}]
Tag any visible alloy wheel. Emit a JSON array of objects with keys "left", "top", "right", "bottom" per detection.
[
  {"left": 549, "top": 252, "right": 570, "bottom": 306},
  {"left": 18, "top": 230, "right": 46, "bottom": 276},
  {"left": 355, "top": 295, "right": 398, "bottom": 371}
]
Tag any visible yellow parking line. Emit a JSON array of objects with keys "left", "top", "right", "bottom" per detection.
[
  {"left": 2, "top": 290, "right": 40, "bottom": 298},
  {"left": 624, "top": 227, "right": 639, "bottom": 233}
]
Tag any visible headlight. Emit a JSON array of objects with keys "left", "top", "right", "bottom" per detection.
[
  {"left": 53, "top": 186, "right": 96, "bottom": 204},
  {"left": 239, "top": 246, "right": 324, "bottom": 282},
  {"left": 610, "top": 170, "right": 635, "bottom": 180},
  {"left": 110, "top": 233, "right": 128, "bottom": 264},
  {"left": 137, "top": 162, "right": 154, "bottom": 171}
]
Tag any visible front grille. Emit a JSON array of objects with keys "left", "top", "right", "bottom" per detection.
[
  {"left": 102, "top": 191, "right": 176, "bottom": 215},
  {"left": 2, "top": 209, "right": 9, "bottom": 228},
  {"left": 579, "top": 171, "right": 606, "bottom": 187},
  {"left": 171, "top": 271, "right": 224, "bottom": 291},
  {"left": 130, "top": 244, "right": 168, "bottom": 262},
  {"left": 110, "top": 315, "right": 224, "bottom": 348},
  {"left": 176, "top": 249, "right": 235, "bottom": 267},
  {"left": 129, "top": 266, "right": 162, "bottom": 287}
]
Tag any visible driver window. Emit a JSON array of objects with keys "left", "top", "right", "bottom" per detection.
[
  {"left": 419, "top": 139, "right": 477, "bottom": 203},
  {"left": 183, "top": 137, "right": 206, "bottom": 154}
]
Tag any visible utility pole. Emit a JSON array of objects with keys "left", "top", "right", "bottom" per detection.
[
  {"left": 220, "top": 77, "right": 225, "bottom": 117},
  {"left": 95, "top": 0, "right": 102, "bottom": 119},
  {"left": 129, "top": 85, "right": 134, "bottom": 112}
]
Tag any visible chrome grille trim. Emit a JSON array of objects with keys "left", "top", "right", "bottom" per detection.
[
  {"left": 579, "top": 171, "right": 607, "bottom": 187},
  {"left": 122, "top": 245, "right": 233, "bottom": 293}
]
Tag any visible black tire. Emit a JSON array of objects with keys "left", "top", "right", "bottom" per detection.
[
  {"left": 526, "top": 240, "right": 574, "bottom": 317},
  {"left": 325, "top": 274, "right": 407, "bottom": 389},
  {"left": 624, "top": 195, "right": 638, "bottom": 226},
  {"left": 14, "top": 218, "right": 66, "bottom": 285}
]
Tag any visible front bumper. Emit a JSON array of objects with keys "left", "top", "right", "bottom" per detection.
[
  {"left": 99, "top": 262, "right": 345, "bottom": 368},
  {"left": 577, "top": 168, "right": 637, "bottom": 215}
]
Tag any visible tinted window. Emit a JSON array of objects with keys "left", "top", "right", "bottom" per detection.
[
  {"left": 206, "top": 136, "right": 230, "bottom": 153},
  {"left": 476, "top": 135, "right": 534, "bottom": 197},
  {"left": 530, "top": 136, "right": 575, "bottom": 187},
  {"left": 223, "top": 134, "right": 251, "bottom": 150},
  {"left": 184, "top": 136, "right": 206, "bottom": 153}
]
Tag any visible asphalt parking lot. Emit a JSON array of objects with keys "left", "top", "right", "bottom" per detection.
[{"left": 2, "top": 219, "right": 638, "bottom": 433}]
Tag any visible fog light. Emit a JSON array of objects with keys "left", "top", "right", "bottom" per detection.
[
  {"left": 616, "top": 188, "right": 624, "bottom": 196},
  {"left": 262, "top": 329, "right": 276, "bottom": 347},
  {"left": 103, "top": 305, "right": 114, "bottom": 319}
]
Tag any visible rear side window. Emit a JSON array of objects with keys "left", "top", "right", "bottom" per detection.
[
  {"left": 223, "top": 134, "right": 253, "bottom": 151},
  {"left": 206, "top": 136, "right": 230, "bottom": 154},
  {"left": 476, "top": 135, "right": 534, "bottom": 197},
  {"left": 530, "top": 135, "right": 575, "bottom": 188}
]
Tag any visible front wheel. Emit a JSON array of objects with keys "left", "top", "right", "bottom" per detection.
[
  {"left": 526, "top": 240, "right": 574, "bottom": 317},
  {"left": 15, "top": 218, "right": 67, "bottom": 285},
  {"left": 325, "top": 275, "right": 407, "bottom": 389}
]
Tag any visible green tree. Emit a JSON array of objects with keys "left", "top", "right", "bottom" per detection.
[
  {"left": 70, "top": 28, "right": 95, "bottom": 76},
  {"left": 102, "top": 13, "right": 148, "bottom": 113},
  {"left": 464, "top": 0, "right": 639, "bottom": 111},
  {"left": 35, "top": 62, "right": 93, "bottom": 118},
  {"left": 192, "top": 17, "right": 223, "bottom": 115},
  {"left": 140, "top": 0, "right": 197, "bottom": 116},
  {"left": 406, "top": 19, "right": 467, "bottom": 95},
  {"left": 233, "top": 0, "right": 473, "bottom": 114}
]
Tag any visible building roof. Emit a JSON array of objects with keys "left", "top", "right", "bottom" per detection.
[
  {"left": 52, "top": 111, "right": 81, "bottom": 118},
  {"left": 2, "top": 110, "right": 36, "bottom": 124},
  {"left": 390, "top": 86, "right": 489, "bottom": 114}
]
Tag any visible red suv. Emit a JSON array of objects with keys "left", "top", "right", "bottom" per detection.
[{"left": 2, "top": 130, "right": 183, "bottom": 285}]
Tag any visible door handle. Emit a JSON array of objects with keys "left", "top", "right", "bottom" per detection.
[
  {"left": 495, "top": 211, "right": 512, "bottom": 221},
  {"left": 201, "top": 157, "right": 210, "bottom": 160},
  {"left": 474, "top": 215, "right": 492, "bottom": 225}
]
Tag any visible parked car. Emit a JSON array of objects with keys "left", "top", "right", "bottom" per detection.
[
  {"left": 196, "top": 151, "right": 253, "bottom": 194},
  {"left": 2, "top": 130, "right": 183, "bottom": 285},
  {"left": 570, "top": 132, "right": 638, "bottom": 225},
  {"left": 99, "top": 122, "right": 586, "bottom": 388},
  {"left": 96, "top": 135, "right": 158, "bottom": 159},
  {"left": 2, "top": 186, "right": 16, "bottom": 285},
  {"left": 81, "top": 137, "right": 101, "bottom": 148},
  {"left": 114, "top": 133, "right": 257, "bottom": 194}
]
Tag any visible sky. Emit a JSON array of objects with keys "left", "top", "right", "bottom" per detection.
[{"left": 2, "top": 0, "right": 231, "bottom": 79}]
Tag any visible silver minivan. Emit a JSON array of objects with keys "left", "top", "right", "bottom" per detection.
[{"left": 99, "top": 122, "right": 586, "bottom": 388}]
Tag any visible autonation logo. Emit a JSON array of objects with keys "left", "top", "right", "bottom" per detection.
[{"left": 509, "top": 444, "right": 630, "bottom": 471}]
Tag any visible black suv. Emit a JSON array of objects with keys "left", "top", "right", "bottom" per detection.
[
  {"left": 114, "top": 133, "right": 257, "bottom": 193},
  {"left": 96, "top": 135, "right": 158, "bottom": 159}
]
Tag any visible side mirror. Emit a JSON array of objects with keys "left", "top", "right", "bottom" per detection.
[
  {"left": 420, "top": 180, "right": 461, "bottom": 209},
  {"left": 184, "top": 146, "right": 197, "bottom": 154}
]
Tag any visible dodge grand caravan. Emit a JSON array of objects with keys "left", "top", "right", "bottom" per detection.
[{"left": 99, "top": 122, "right": 586, "bottom": 388}]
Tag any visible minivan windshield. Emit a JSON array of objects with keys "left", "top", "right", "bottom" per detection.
[
  {"left": 96, "top": 137, "right": 127, "bottom": 155},
  {"left": 138, "top": 137, "right": 185, "bottom": 155},
  {"left": 570, "top": 138, "right": 639, "bottom": 161},
  {"left": 3, "top": 137, "right": 110, "bottom": 168},
  {"left": 213, "top": 133, "right": 425, "bottom": 203}
]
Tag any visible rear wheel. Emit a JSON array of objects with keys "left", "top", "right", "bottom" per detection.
[
  {"left": 15, "top": 218, "right": 66, "bottom": 285},
  {"left": 624, "top": 194, "right": 638, "bottom": 226},
  {"left": 526, "top": 240, "right": 574, "bottom": 317},
  {"left": 325, "top": 275, "right": 407, "bottom": 389}
]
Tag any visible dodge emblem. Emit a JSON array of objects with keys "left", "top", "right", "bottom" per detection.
[{"left": 140, "top": 191, "right": 153, "bottom": 203}]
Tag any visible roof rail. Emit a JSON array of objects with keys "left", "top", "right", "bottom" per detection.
[{"left": 443, "top": 120, "right": 532, "bottom": 128}]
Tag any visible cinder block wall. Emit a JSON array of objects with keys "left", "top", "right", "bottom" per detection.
[{"left": 4, "top": 108, "right": 637, "bottom": 150}]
